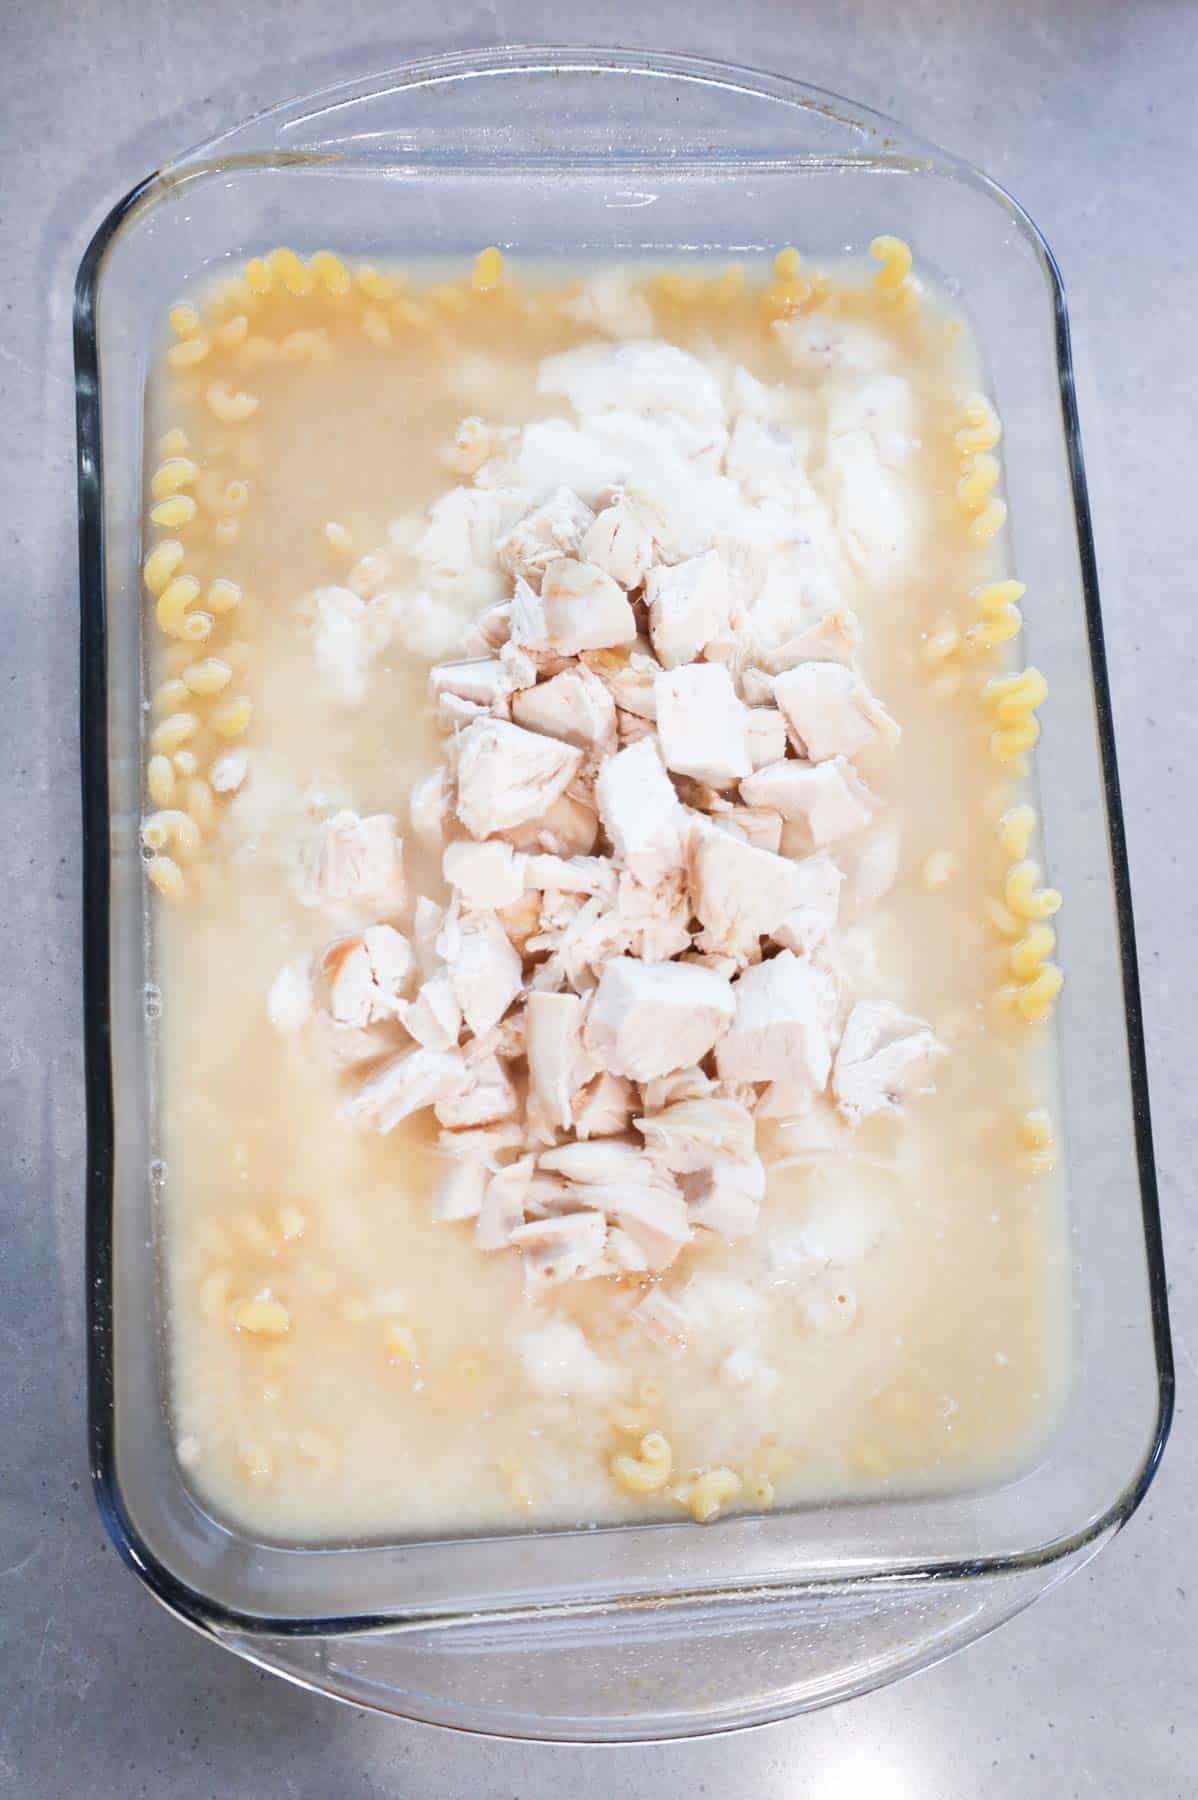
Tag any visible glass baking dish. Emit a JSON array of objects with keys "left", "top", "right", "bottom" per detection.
[{"left": 77, "top": 47, "right": 1173, "bottom": 1740}]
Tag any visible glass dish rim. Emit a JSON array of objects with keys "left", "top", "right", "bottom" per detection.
[{"left": 76, "top": 42, "right": 1174, "bottom": 1646}]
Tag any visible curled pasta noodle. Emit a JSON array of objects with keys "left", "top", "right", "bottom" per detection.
[
  {"left": 428, "top": 283, "right": 469, "bottom": 316},
  {"left": 611, "top": 1432, "right": 672, "bottom": 1494},
  {"left": 151, "top": 457, "right": 199, "bottom": 500},
  {"left": 146, "top": 854, "right": 185, "bottom": 900},
  {"left": 146, "top": 754, "right": 175, "bottom": 808},
  {"left": 471, "top": 245, "right": 504, "bottom": 293},
  {"left": 1009, "top": 922, "right": 1057, "bottom": 981},
  {"left": 150, "top": 495, "right": 198, "bottom": 529},
  {"left": 231, "top": 1294, "right": 291, "bottom": 1335},
  {"left": 1014, "top": 964, "right": 1064, "bottom": 1023},
  {"left": 206, "top": 578, "right": 242, "bottom": 614},
  {"left": 172, "top": 748, "right": 199, "bottom": 777},
  {"left": 360, "top": 307, "right": 392, "bottom": 348},
  {"left": 1018, "top": 1107, "right": 1058, "bottom": 1174},
  {"left": 687, "top": 1467, "right": 742, "bottom": 1523},
  {"left": 185, "top": 778, "right": 216, "bottom": 834},
  {"left": 166, "top": 335, "right": 212, "bottom": 371},
  {"left": 141, "top": 808, "right": 201, "bottom": 856},
  {"left": 149, "top": 712, "right": 199, "bottom": 757},
  {"left": 957, "top": 453, "right": 1001, "bottom": 510},
  {"left": 310, "top": 250, "right": 352, "bottom": 296},
  {"left": 987, "top": 668, "right": 1049, "bottom": 724},
  {"left": 216, "top": 314, "right": 250, "bottom": 348},
  {"left": 168, "top": 303, "right": 201, "bottom": 340},
  {"left": 870, "top": 234, "right": 913, "bottom": 291},
  {"left": 210, "top": 696, "right": 253, "bottom": 739},
  {"left": 153, "top": 677, "right": 190, "bottom": 715},
  {"left": 998, "top": 803, "right": 1037, "bottom": 861},
  {"left": 266, "top": 247, "right": 314, "bottom": 295},
  {"left": 1004, "top": 860, "right": 1062, "bottom": 921},
  {"left": 968, "top": 497, "right": 1008, "bottom": 544},
  {"left": 354, "top": 264, "right": 396, "bottom": 303},
  {"left": 143, "top": 539, "right": 185, "bottom": 596},
  {"left": 280, "top": 328, "right": 331, "bottom": 363},
  {"left": 157, "top": 427, "right": 189, "bottom": 457},
  {"left": 955, "top": 393, "right": 1003, "bottom": 454},
  {"left": 206, "top": 381, "right": 260, "bottom": 422},
  {"left": 182, "top": 656, "right": 233, "bottom": 696},
  {"left": 238, "top": 336, "right": 282, "bottom": 369},
  {"left": 156, "top": 574, "right": 206, "bottom": 640}
]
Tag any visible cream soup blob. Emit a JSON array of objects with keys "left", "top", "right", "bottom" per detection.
[{"left": 143, "top": 248, "right": 1069, "bottom": 1541}]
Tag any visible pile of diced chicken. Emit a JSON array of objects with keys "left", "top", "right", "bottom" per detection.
[{"left": 271, "top": 331, "right": 945, "bottom": 1310}]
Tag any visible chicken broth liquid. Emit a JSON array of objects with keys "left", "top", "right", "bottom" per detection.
[{"left": 148, "top": 253, "right": 1070, "bottom": 1540}]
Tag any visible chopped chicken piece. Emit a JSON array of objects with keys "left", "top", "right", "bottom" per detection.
[
  {"left": 525, "top": 991, "right": 594, "bottom": 1131},
  {"left": 581, "top": 495, "right": 656, "bottom": 588},
  {"left": 440, "top": 908, "right": 524, "bottom": 1037},
  {"left": 645, "top": 550, "right": 733, "bottom": 669},
  {"left": 322, "top": 925, "right": 412, "bottom": 1028},
  {"left": 716, "top": 951, "right": 838, "bottom": 1094},
  {"left": 428, "top": 657, "right": 513, "bottom": 709},
  {"left": 409, "top": 766, "right": 452, "bottom": 858},
  {"left": 636, "top": 1097, "right": 756, "bottom": 1173},
  {"left": 475, "top": 600, "right": 513, "bottom": 650},
  {"left": 501, "top": 790, "right": 600, "bottom": 858},
  {"left": 561, "top": 271, "right": 655, "bottom": 341},
  {"left": 745, "top": 707, "right": 788, "bottom": 770},
  {"left": 716, "top": 805, "right": 783, "bottom": 854},
  {"left": 719, "top": 1345, "right": 780, "bottom": 1395},
  {"left": 432, "top": 1159, "right": 488, "bottom": 1223},
  {"left": 310, "top": 586, "right": 394, "bottom": 706},
  {"left": 540, "top": 558, "right": 638, "bottom": 654},
  {"left": 832, "top": 1000, "right": 946, "bottom": 1123},
  {"left": 655, "top": 663, "right": 753, "bottom": 786},
  {"left": 640, "top": 1065, "right": 714, "bottom": 1112},
  {"left": 511, "top": 1212, "right": 609, "bottom": 1293},
  {"left": 596, "top": 1176, "right": 691, "bottom": 1272},
  {"left": 524, "top": 853, "right": 616, "bottom": 896},
  {"left": 396, "top": 970, "right": 462, "bottom": 1052},
  {"left": 773, "top": 850, "right": 844, "bottom": 954},
  {"left": 773, "top": 662, "right": 900, "bottom": 762},
  {"left": 497, "top": 888, "right": 542, "bottom": 953},
  {"left": 538, "top": 1139, "right": 649, "bottom": 1184},
  {"left": 572, "top": 1071, "right": 636, "bottom": 1139},
  {"left": 520, "top": 1320, "right": 615, "bottom": 1398},
  {"left": 605, "top": 1227, "right": 650, "bottom": 1272},
  {"left": 343, "top": 1046, "right": 466, "bottom": 1135},
  {"left": 416, "top": 484, "right": 530, "bottom": 584},
  {"left": 616, "top": 711, "right": 656, "bottom": 748},
  {"left": 631, "top": 1289, "right": 689, "bottom": 1353},
  {"left": 595, "top": 738, "right": 688, "bottom": 885},
  {"left": 740, "top": 756, "right": 878, "bottom": 845},
  {"left": 300, "top": 810, "right": 405, "bottom": 913},
  {"left": 267, "top": 958, "right": 313, "bottom": 1032},
  {"left": 496, "top": 487, "right": 595, "bottom": 586},
  {"left": 839, "top": 822, "right": 902, "bottom": 917},
  {"left": 762, "top": 609, "right": 863, "bottom": 672},
  {"left": 411, "top": 895, "right": 444, "bottom": 978},
  {"left": 454, "top": 718, "right": 583, "bottom": 839},
  {"left": 435, "top": 1054, "right": 519, "bottom": 1128},
  {"left": 687, "top": 1155, "right": 766, "bottom": 1238},
  {"left": 740, "top": 668, "right": 776, "bottom": 706},
  {"left": 583, "top": 643, "right": 660, "bottom": 719},
  {"left": 476, "top": 1155, "right": 536, "bottom": 1250},
  {"left": 435, "top": 691, "right": 489, "bottom": 730},
  {"left": 690, "top": 821, "right": 819, "bottom": 958},
  {"left": 511, "top": 663, "right": 617, "bottom": 752},
  {"left": 584, "top": 956, "right": 734, "bottom": 1081},
  {"left": 209, "top": 748, "right": 248, "bottom": 794},
  {"left": 439, "top": 1120, "right": 525, "bottom": 1165},
  {"left": 614, "top": 868, "right": 692, "bottom": 963},
  {"left": 443, "top": 839, "right": 528, "bottom": 910}
]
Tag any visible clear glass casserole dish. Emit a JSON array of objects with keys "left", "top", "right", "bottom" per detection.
[{"left": 77, "top": 47, "right": 1173, "bottom": 1740}]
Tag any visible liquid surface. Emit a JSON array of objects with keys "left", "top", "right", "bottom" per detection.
[{"left": 147, "top": 256, "right": 1070, "bottom": 1542}]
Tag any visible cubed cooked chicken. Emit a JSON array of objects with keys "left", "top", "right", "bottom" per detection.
[
  {"left": 655, "top": 663, "right": 753, "bottom": 787},
  {"left": 772, "top": 661, "right": 900, "bottom": 762},
  {"left": 832, "top": 1000, "right": 945, "bottom": 1122},
  {"left": 540, "top": 558, "right": 638, "bottom": 654},
  {"left": 645, "top": 550, "right": 734, "bottom": 669},
  {"left": 584, "top": 956, "right": 734, "bottom": 1081},
  {"left": 595, "top": 737, "right": 688, "bottom": 886},
  {"left": 716, "top": 950, "right": 838, "bottom": 1094},
  {"left": 454, "top": 718, "right": 583, "bottom": 838},
  {"left": 739, "top": 756, "right": 878, "bottom": 845},
  {"left": 496, "top": 487, "right": 595, "bottom": 586}
]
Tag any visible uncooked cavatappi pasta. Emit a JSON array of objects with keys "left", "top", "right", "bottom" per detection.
[{"left": 146, "top": 244, "right": 1070, "bottom": 1541}]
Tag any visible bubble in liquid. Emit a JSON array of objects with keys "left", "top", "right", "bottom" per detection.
[
  {"left": 144, "top": 983, "right": 162, "bottom": 1019},
  {"left": 149, "top": 1159, "right": 168, "bottom": 1190}
]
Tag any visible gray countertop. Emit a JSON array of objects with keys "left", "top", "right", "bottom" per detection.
[{"left": 3, "top": 2, "right": 1194, "bottom": 1793}]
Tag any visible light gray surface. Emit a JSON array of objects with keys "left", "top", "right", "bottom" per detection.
[{"left": 1, "top": 1, "right": 1193, "bottom": 1794}]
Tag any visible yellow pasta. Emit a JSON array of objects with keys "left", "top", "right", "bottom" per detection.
[
  {"left": 166, "top": 335, "right": 212, "bottom": 371},
  {"left": 324, "top": 521, "right": 353, "bottom": 555},
  {"left": 428, "top": 283, "right": 469, "bottom": 316},
  {"left": 146, "top": 853, "right": 186, "bottom": 900},
  {"left": 1014, "top": 964, "right": 1064, "bottom": 1023},
  {"left": 238, "top": 335, "right": 282, "bottom": 369},
  {"left": 471, "top": 245, "right": 504, "bottom": 293},
  {"left": 989, "top": 716, "right": 1040, "bottom": 766},
  {"left": 1009, "top": 922, "right": 1057, "bottom": 981},
  {"left": 984, "top": 896, "right": 1022, "bottom": 939},
  {"left": 360, "top": 307, "right": 393, "bottom": 349},
  {"left": 141, "top": 808, "right": 202, "bottom": 856},
  {"left": 215, "top": 519, "right": 241, "bottom": 546},
  {"left": 394, "top": 298, "right": 432, "bottom": 332},
  {"left": 231, "top": 1294, "right": 292, "bottom": 1336},
  {"left": 153, "top": 677, "right": 190, "bottom": 714},
  {"left": 870, "top": 234, "right": 913, "bottom": 291},
  {"left": 382, "top": 1319, "right": 418, "bottom": 1362},
  {"left": 687, "top": 1467, "right": 742, "bottom": 1523},
  {"left": 354, "top": 264, "right": 396, "bottom": 303},
  {"left": 211, "top": 696, "right": 254, "bottom": 738},
  {"left": 998, "top": 803, "right": 1037, "bottom": 861},
  {"left": 921, "top": 612, "right": 961, "bottom": 666},
  {"left": 955, "top": 392, "right": 1003, "bottom": 454},
  {"left": 1018, "top": 1107, "right": 1058, "bottom": 1175},
  {"left": 280, "top": 328, "right": 331, "bottom": 363},
  {"left": 711, "top": 265, "right": 746, "bottom": 304},
  {"left": 142, "top": 539, "right": 185, "bottom": 595},
  {"left": 774, "top": 246, "right": 802, "bottom": 283},
  {"left": 310, "top": 250, "right": 352, "bottom": 296},
  {"left": 157, "top": 426, "right": 190, "bottom": 457},
  {"left": 611, "top": 1432, "right": 672, "bottom": 1494},
  {"left": 156, "top": 574, "right": 206, "bottom": 639},
  {"left": 172, "top": 748, "right": 199, "bottom": 777},
  {"left": 216, "top": 314, "right": 250, "bottom": 349},
  {"left": 168, "top": 303, "right": 202, "bottom": 340},
  {"left": 206, "top": 381, "right": 260, "bottom": 422},
  {"left": 1004, "top": 860, "right": 1063, "bottom": 921},
  {"left": 267, "top": 247, "right": 314, "bottom": 296},
  {"left": 149, "top": 495, "right": 198, "bottom": 529},
  {"left": 968, "top": 497, "right": 1008, "bottom": 544},
  {"left": 957, "top": 453, "right": 1001, "bottom": 510},
  {"left": 922, "top": 849, "right": 959, "bottom": 891},
  {"left": 149, "top": 711, "right": 199, "bottom": 756},
  {"left": 206, "top": 578, "right": 242, "bottom": 614},
  {"left": 185, "top": 778, "right": 216, "bottom": 834},
  {"left": 986, "top": 668, "right": 1049, "bottom": 724},
  {"left": 146, "top": 754, "right": 176, "bottom": 808},
  {"left": 151, "top": 456, "right": 199, "bottom": 500},
  {"left": 182, "top": 656, "right": 233, "bottom": 696},
  {"left": 244, "top": 256, "right": 274, "bottom": 296}
]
